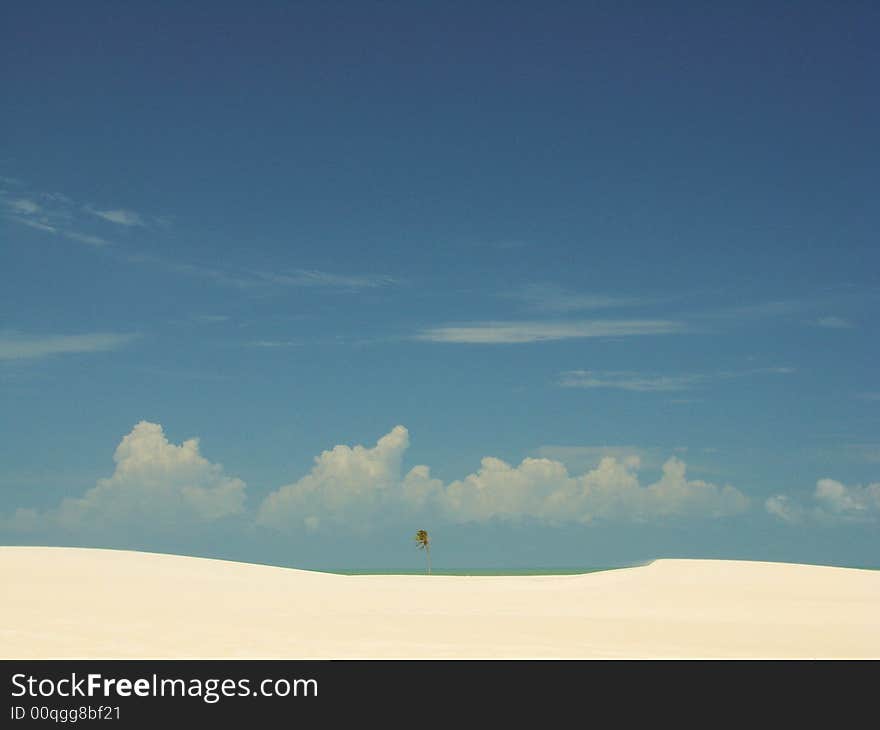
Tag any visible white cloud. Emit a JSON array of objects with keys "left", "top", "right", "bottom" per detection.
[
  {"left": 766, "top": 478, "right": 880, "bottom": 524},
  {"left": 815, "top": 316, "right": 854, "bottom": 329},
  {"left": 559, "top": 367, "right": 793, "bottom": 392},
  {"left": 437, "top": 451, "right": 750, "bottom": 523},
  {"left": 257, "top": 426, "right": 410, "bottom": 530},
  {"left": 0, "top": 331, "right": 137, "bottom": 360},
  {"left": 257, "top": 427, "right": 749, "bottom": 530},
  {"left": 417, "top": 319, "right": 685, "bottom": 344},
  {"left": 7, "top": 422, "right": 246, "bottom": 533},
  {"left": 815, "top": 478, "right": 880, "bottom": 517},
  {"left": 89, "top": 208, "right": 145, "bottom": 227}
]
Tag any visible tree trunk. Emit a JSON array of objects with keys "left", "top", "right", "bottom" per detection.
[{"left": 426, "top": 544, "right": 431, "bottom": 575}]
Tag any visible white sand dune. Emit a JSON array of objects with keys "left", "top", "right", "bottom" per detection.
[{"left": 2, "top": 546, "right": 878, "bottom": 658}]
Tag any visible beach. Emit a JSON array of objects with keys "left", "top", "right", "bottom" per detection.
[{"left": 2, "top": 546, "right": 877, "bottom": 658}]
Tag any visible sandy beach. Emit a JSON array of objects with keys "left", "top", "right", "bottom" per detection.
[{"left": 2, "top": 546, "right": 877, "bottom": 658}]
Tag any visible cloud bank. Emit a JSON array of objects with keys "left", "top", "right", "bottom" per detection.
[
  {"left": 257, "top": 426, "right": 749, "bottom": 531},
  {"left": 17, "top": 425, "right": 877, "bottom": 538}
]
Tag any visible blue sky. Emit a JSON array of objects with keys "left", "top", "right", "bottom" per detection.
[{"left": 2, "top": 1, "right": 878, "bottom": 569}]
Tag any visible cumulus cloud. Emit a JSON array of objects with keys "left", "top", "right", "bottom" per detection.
[
  {"left": 766, "top": 478, "right": 880, "bottom": 524},
  {"left": 815, "top": 478, "right": 880, "bottom": 517},
  {"left": 257, "top": 427, "right": 749, "bottom": 531},
  {"left": 6, "top": 422, "right": 246, "bottom": 533},
  {"left": 1, "top": 424, "right": 760, "bottom": 539},
  {"left": 257, "top": 426, "right": 410, "bottom": 530}
]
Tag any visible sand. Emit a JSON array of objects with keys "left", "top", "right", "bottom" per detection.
[{"left": 1, "top": 546, "right": 877, "bottom": 658}]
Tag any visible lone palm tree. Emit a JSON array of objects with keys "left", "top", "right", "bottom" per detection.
[{"left": 414, "top": 529, "right": 431, "bottom": 574}]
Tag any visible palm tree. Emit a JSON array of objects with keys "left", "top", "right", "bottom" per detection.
[{"left": 414, "top": 529, "right": 431, "bottom": 574}]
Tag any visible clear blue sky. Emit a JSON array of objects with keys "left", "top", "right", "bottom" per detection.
[{"left": 2, "top": 1, "right": 878, "bottom": 569}]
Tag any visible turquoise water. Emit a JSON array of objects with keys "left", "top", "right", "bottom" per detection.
[
  {"left": 331, "top": 567, "right": 624, "bottom": 576},
  {"left": 329, "top": 564, "right": 879, "bottom": 576}
]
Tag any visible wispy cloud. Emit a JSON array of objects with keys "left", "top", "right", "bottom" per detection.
[
  {"left": 9, "top": 215, "right": 57, "bottom": 233},
  {"left": 8, "top": 198, "right": 40, "bottom": 215},
  {"left": 253, "top": 269, "right": 396, "bottom": 290},
  {"left": 694, "top": 293, "right": 873, "bottom": 331},
  {"left": 4, "top": 180, "right": 398, "bottom": 295},
  {"left": 128, "top": 255, "right": 394, "bottom": 293},
  {"left": 125, "top": 253, "right": 259, "bottom": 289},
  {"left": 0, "top": 332, "right": 138, "bottom": 361},
  {"left": 86, "top": 207, "right": 145, "bottom": 227},
  {"left": 417, "top": 319, "right": 686, "bottom": 344},
  {"left": 3, "top": 187, "right": 115, "bottom": 247},
  {"left": 814, "top": 316, "right": 854, "bottom": 329},
  {"left": 510, "top": 283, "right": 644, "bottom": 313},
  {"left": 3, "top": 180, "right": 158, "bottom": 247},
  {"left": 248, "top": 339, "right": 303, "bottom": 348},
  {"left": 189, "top": 314, "right": 230, "bottom": 324},
  {"left": 7, "top": 213, "right": 110, "bottom": 246},
  {"left": 559, "top": 367, "right": 794, "bottom": 392},
  {"left": 63, "top": 231, "right": 110, "bottom": 247}
]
